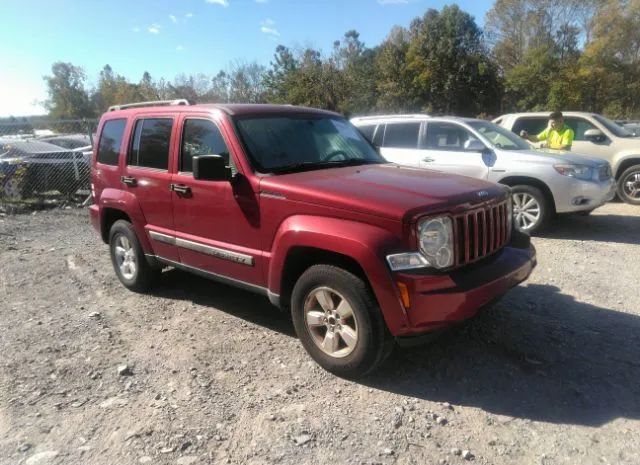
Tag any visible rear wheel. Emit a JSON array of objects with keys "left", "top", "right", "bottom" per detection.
[
  {"left": 291, "top": 265, "right": 393, "bottom": 378},
  {"left": 511, "top": 185, "right": 550, "bottom": 234},
  {"left": 109, "top": 220, "right": 158, "bottom": 292},
  {"left": 617, "top": 165, "right": 640, "bottom": 205}
]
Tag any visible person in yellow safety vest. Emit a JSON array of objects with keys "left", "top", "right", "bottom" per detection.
[{"left": 520, "top": 111, "right": 575, "bottom": 150}]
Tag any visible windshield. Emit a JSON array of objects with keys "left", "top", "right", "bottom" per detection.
[
  {"left": 593, "top": 114, "right": 634, "bottom": 138},
  {"left": 234, "top": 115, "right": 385, "bottom": 173},
  {"left": 467, "top": 120, "right": 531, "bottom": 150}
]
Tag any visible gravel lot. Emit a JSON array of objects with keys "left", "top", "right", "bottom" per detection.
[{"left": 0, "top": 202, "right": 639, "bottom": 465}]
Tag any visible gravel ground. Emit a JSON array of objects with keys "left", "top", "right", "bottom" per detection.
[{"left": 0, "top": 202, "right": 639, "bottom": 465}]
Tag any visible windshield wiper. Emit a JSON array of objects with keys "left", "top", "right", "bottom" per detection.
[{"left": 270, "top": 158, "right": 380, "bottom": 174}]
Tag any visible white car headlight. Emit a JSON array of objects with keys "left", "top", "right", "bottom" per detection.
[
  {"left": 554, "top": 164, "right": 593, "bottom": 181},
  {"left": 418, "top": 216, "right": 454, "bottom": 269}
]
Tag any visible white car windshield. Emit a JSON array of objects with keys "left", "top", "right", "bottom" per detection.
[
  {"left": 468, "top": 121, "right": 531, "bottom": 151},
  {"left": 593, "top": 114, "right": 634, "bottom": 138}
]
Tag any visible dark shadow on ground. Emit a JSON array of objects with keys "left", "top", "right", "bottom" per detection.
[
  {"left": 364, "top": 284, "right": 640, "bottom": 427},
  {"left": 148, "top": 268, "right": 640, "bottom": 427},
  {"left": 151, "top": 268, "right": 296, "bottom": 338},
  {"left": 540, "top": 213, "right": 640, "bottom": 245}
]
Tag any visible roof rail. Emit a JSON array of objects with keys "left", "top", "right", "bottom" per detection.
[
  {"left": 108, "top": 99, "right": 190, "bottom": 112},
  {"left": 351, "top": 114, "right": 430, "bottom": 122}
]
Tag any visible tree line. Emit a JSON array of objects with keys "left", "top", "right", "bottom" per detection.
[{"left": 40, "top": 0, "right": 640, "bottom": 121}]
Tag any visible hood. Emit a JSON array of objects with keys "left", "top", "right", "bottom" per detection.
[
  {"left": 499, "top": 148, "right": 608, "bottom": 167},
  {"left": 259, "top": 163, "right": 507, "bottom": 221}
]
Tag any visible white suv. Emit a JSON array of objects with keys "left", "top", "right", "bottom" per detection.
[
  {"left": 351, "top": 115, "right": 614, "bottom": 233},
  {"left": 495, "top": 112, "right": 640, "bottom": 205}
]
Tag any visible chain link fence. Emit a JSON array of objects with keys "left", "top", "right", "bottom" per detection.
[{"left": 0, "top": 119, "right": 98, "bottom": 213}]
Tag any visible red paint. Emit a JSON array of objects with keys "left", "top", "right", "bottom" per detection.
[{"left": 91, "top": 103, "right": 536, "bottom": 338}]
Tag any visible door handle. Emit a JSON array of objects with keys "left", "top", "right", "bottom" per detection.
[
  {"left": 169, "top": 183, "right": 191, "bottom": 195},
  {"left": 422, "top": 157, "right": 435, "bottom": 163},
  {"left": 120, "top": 176, "right": 137, "bottom": 186}
]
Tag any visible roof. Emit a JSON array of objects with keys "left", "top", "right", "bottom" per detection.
[
  {"left": 501, "top": 111, "right": 597, "bottom": 118},
  {"left": 104, "top": 102, "right": 341, "bottom": 118},
  {"left": 351, "top": 114, "right": 430, "bottom": 124}
]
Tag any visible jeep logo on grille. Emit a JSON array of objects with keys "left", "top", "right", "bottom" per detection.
[{"left": 477, "top": 190, "right": 489, "bottom": 198}]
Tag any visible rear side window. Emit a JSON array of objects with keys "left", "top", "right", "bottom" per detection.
[
  {"left": 97, "top": 119, "right": 126, "bottom": 165},
  {"left": 383, "top": 123, "right": 421, "bottom": 149},
  {"left": 181, "top": 119, "right": 230, "bottom": 173},
  {"left": 511, "top": 118, "right": 547, "bottom": 137},
  {"left": 129, "top": 118, "right": 173, "bottom": 170}
]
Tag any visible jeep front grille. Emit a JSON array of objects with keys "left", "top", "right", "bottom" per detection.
[{"left": 453, "top": 200, "right": 510, "bottom": 267}]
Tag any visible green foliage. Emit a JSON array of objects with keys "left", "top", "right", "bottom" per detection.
[{"left": 40, "top": 2, "right": 640, "bottom": 120}]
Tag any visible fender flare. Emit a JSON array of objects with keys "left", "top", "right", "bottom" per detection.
[
  {"left": 98, "top": 188, "right": 152, "bottom": 253},
  {"left": 268, "top": 215, "right": 410, "bottom": 335}
]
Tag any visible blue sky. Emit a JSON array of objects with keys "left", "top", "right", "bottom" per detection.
[{"left": 0, "top": 0, "right": 492, "bottom": 116}]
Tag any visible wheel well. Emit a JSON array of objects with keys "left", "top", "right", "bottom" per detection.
[
  {"left": 498, "top": 176, "right": 556, "bottom": 213},
  {"left": 615, "top": 158, "right": 640, "bottom": 179},
  {"left": 101, "top": 208, "right": 132, "bottom": 243},
  {"left": 279, "top": 247, "right": 369, "bottom": 310}
]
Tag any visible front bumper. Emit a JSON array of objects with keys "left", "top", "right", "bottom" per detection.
[
  {"left": 392, "top": 234, "right": 536, "bottom": 337},
  {"left": 554, "top": 177, "right": 615, "bottom": 213}
]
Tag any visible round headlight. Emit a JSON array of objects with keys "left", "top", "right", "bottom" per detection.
[
  {"left": 419, "top": 219, "right": 449, "bottom": 255},
  {"left": 418, "top": 216, "right": 454, "bottom": 269}
]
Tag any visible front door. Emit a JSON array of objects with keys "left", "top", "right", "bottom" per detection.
[
  {"left": 122, "top": 116, "right": 179, "bottom": 262},
  {"left": 564, "top": 116, "right": 613, "bottom": 159},
  {"left": 170, "top": 114, "right": 263, "bottom": 287},
  {"left": 421, "top": 121, "right": 490, "bottom": 179}
]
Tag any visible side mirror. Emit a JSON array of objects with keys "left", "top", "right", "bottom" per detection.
[
  {"left": 193, "top": 155, "right": 232, "bottom": 181},
  {"left": 464, "top": 139, "right": 487, "bottom": 152},
  {"left": 584, "top": 129, "right": 605, "bottom": 142}
]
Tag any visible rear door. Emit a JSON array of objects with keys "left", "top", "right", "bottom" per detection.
[
  {"left": 170, "top": 114, "right": 263, "bottom": 287},
  {"left": 378, "top": 122, "right": 425, "bottom": 167},
  {"left": 121, "top": 115, "right": 179, "bottom": 261},
  {"left": 421, "top": 121, "right": 489, "bottom": 179}
]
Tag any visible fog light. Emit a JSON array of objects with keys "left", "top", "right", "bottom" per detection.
[{"left": 571, "top": 196, "right": 591, "bottom": 206}]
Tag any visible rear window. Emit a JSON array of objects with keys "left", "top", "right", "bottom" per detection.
[
  {"left": 128, "top": 118, "right": 173, "bottom": 170},
  {"left": 96, "top": 119, "right": 126, "bottom": 165}
]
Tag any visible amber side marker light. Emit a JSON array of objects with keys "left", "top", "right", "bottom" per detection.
[{"left": 396, "top": 282, "right": 411, "bottom": 309}]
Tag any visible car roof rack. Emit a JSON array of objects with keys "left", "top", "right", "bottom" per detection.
[{"left": 108, "top": 99, "right": 190, "bottom": 112}]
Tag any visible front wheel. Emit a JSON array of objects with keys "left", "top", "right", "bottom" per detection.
[
  {"left": 291, "top": 265, "right": 393, "bottom": 378},
  {"left": 617, "top": 165, "right": 640, "bottom": 205},
  {"left": 511, "top": 185, "right": 551, "bottom": 234}
]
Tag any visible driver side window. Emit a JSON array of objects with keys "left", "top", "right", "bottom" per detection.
[
  {"left": 181, "top": 119, "right": 231, "bottom": 173},
  {"left": 425, "top": 122, "right": 478, "bottom": 151},
  {"left": 564, "top": 117, "right": 598, "bottom": 141}
]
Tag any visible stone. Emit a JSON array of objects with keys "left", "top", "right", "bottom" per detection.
[
  {"left": 138, "top": 457, "right": 152, "bottom": 464},
  {"left": 25, "top": 451, "right": 60, "bottom": 465},
  {"left": 451, "top": 448, "right": 462, "bottom": 456},
  {"left": 462, "top": 450, "right": 474, "bottom": 460},
  {"left": 118, "top": 364, "right": 133, "bottom": 376},
  {"left": 293, "top": 434, "right": 312, "bottom": 446},
  {"left": 177, "top": 457, "right": 198, "bottom": 465}
]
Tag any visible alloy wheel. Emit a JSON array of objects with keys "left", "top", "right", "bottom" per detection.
[
  {"left": 304, "top": 287, "right": 359, "bottom": 358},
  {"left": 114, "top": 234, "right": 137, "bottom": 280},
  {"left": 623, "top": 171, "right": 640, "bottom": 201},
  {"left": 512, "top": 192, "right": 541, "bottom": 231}
]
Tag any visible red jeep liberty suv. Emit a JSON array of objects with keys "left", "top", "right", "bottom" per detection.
[{"left": 90, "top": 100, "right": 536, "bottom": 377}]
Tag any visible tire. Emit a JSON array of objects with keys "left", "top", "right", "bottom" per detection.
[
  {"left": 510, "top": 185, "right": 551, "bottom": 234},
  {"left": 616, "top": 165, "right": 640, "bottom": 205},
  {"left": 290, "top": 265, "right": 394, "bottom": 378},
  {"left": 108, "top": 220, "right": 158, "bottom": 292}
]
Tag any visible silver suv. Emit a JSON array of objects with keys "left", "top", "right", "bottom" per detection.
[
  {"left": 495, "top": 112, "right": 640, "bottom": 205},
  {"left": 351, "top": 115, "right": 614, "bottom": 233}
]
